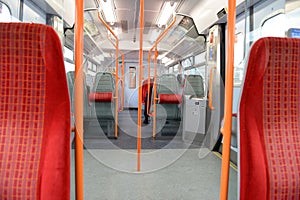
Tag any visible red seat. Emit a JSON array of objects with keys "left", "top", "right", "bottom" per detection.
[
  {"left": 89, "top": 92, "right": 113, "bottom": 102},
  {"left": 239, "top": 37, "right": 300, "bottom": 199},
  {"left": 159, "top": 94, "right": 182, "bottom": 104},
  {"left": 0, "top": 23, "right": 70, "bottom": 200}
]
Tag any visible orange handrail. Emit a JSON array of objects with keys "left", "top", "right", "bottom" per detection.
[
  {"left": 98, "top": 12, "right": 119, "bottom": 138},
  {"left": 121, "top": 54, "right": 125, "bottom": 110},
  {"left": 154, "top": 15, "right": 176, "bottom": 47},
  {"left": 146, "top": 50, "right": 152, "bottom": 115},
  {"left": 107, "top": 35, "right": 125, "bottom": 111},
  {"left": 208, "top": 66, "right": 216, "bottom": 110},
  {"left": 220, "top": 0, "right": 236, "bottom": 199},
  {"left": 149, "top": 15, "right": 176, "bottom": 138},
  {"left": 74, "top": 0, "right": 84, "bottom": 199},
  {"left": 117, "top": 79, "right": 124, "bottom": 111},
  {"left": 137, "top": 0, "right": 144, "bottom": 171},
  {"left": 152, "top": 49, "right": 158, "bottom": 138},
  {"left": 147, "top": 15, "right": 176, "bottom": 116}
]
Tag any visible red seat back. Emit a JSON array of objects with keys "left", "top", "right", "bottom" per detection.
[
  {"left": 0, "top": 23, "right": 70, "bottom": 200},
  {"left": 239, "top": 37, "right": 300, "bottom": 199}
]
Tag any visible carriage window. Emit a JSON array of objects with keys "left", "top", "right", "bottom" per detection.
[
  {"left": 182, "top": 58, "right": 192, "bottom": 68},
  {"left": 285, "top": 7, "right": 300, "bottom": 36},
  {"left": 64, "top": 46, "right": 74, "bottom": 62},
  {"left": 23, "top": 0, "right": 46, "bottom": 24},
  {"left": 173, "top": 65, "right": 179, "bottom": 73},
  {"left": 234, "top": 32, "right": 244, "bottom": 66},
  {"left": 49, "top": 15, "right": 64, "bottom": 44},
  {"left": 233, "top": 31, "right": 245, "bottom": 86},
  {"left": 261, "top": 13, "right": 286, "bottom": 37},
  {"left": 0, "top": 2, "right": 12, "bottom": 22},
  {"left": 195, "top": 52, "right": 206, "bottom": 66},
  {"left": 64, "top": 61, "right": 75, "bottom": 73},
  {"left": 129, "top": 67, "right": 136, "bottom": 89}
]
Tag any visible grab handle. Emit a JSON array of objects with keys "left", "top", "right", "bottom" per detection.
[{"left": 208, "top": 66, "right": 216, "bottom": 110}]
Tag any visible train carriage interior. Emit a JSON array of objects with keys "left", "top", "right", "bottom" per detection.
[{"left": 0, "top": 0, "right": 299, "bottom": 199}]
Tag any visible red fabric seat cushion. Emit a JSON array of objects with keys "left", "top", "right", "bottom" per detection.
[
  {"left": 89, "top": 92, "right": 113, "bottom": 102},
  {"left": 159, "top": 94, "right": 182, "bottom": 104},
  {"left": 240, "top": 37, "right": 300, "bottom": 200}
]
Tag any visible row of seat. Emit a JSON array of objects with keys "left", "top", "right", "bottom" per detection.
[
  {"left": 87, "top": 72, "right": 205, "bottom": 131},
  {"left": 66, "top": 71, "right": 91, "bottom": 122},
  {"left": 67, "top": 70, "right": 122, "bottom": 138},
  {"left": 1, "top": 23, "right": 298, "bottom": 199},
  {"left": 89, "top": 72, "right": 116, "bottom": 137},
  {"left": 152, "top": 74, "right": 205, "bottom": 136},
  {"left": 84, "top": 72, "right": 205, "bottom": 137}
]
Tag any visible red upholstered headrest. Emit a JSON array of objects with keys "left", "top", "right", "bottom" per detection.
[
  {"left": 89, "top": 92, "right": 113, "bottom": 102},
  {"left": 159, "top": 94, "right": 182, "bottom": 104},
  {"left": 239, "top": 37, "right": 300, "bottom": 200},
  {"left": 0, "top": 23, "right": 70, "bottom": 200}
]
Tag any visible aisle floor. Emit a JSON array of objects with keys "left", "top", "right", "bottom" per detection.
[{"left": 70, "top": 148, "right": 237, "bottom": 200}]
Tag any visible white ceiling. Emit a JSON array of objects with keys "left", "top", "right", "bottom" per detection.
[{"left": 68, "top": 0, "right": 245, "bottom": 66}]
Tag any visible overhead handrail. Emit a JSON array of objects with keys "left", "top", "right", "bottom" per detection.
[
  {"left": 75, "top": 0, "right": 84, "bottom": 199},
  {"left": 98, "top": 12, "right": 119, "bottom": 138},
  {"left": 208, "top": 66, "right": 217, "bottom": 110},
  {"left": 137, "top": 0, "right": 144, "bottom": 171},
  {"left": 147, "top": 15, "right": 176, "bottom": 138},
  {"left": 220, "top": 0, "right": 236, "bottom": 199}
]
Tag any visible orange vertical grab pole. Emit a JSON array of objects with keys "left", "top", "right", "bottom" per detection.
[
  {"left": 122, "top": 54, "right": 125, "bottom": 110},
  {"left": 146, "top": 49, "right": 152, "bottom": 115},
  {"left": 152, "top": 49, "right": 158, "bottom": 138},
  {"left": 220, "top": 0, "right": 236, "bottom": 199},
  {"left": 74, "top": 0, "right": 84, "bottom": 199},
  {"left": 137, "top": 0, "right": 144, "bottom": 172},
  {"left": 114, "top": 46, "right": 119, "bottom": 138}
]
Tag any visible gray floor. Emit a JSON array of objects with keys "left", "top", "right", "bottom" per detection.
[
  {"left": 72, "top": 109, "right": 237, "bottom": 199},
  {"left": 71, "top": 148, "right": 237, "bottom": 200},
  {"left": 83, "top": 110, "right": 200, "bottom": 149}
]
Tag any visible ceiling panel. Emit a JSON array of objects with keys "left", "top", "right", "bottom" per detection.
[
  {"left": 80, "top": 0, "right": 208, "bottom": 64},
  {"left": 144, "top": 11, "right": 158, "bottom": 27},
  {"left": 85, "top": 0, "right": 97, "bottom": 9},
  {"left": 178, "top": 0, "right": 203, "bottom": 14},
  {"left": 116, "top": 10, "right": 134, "bottom": 30},
  {"left": 144, "top": 0, "right": 163, "bottom": 11},
  {"left": 114, "top": 0, "right": 136, "bottom": 9}
]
